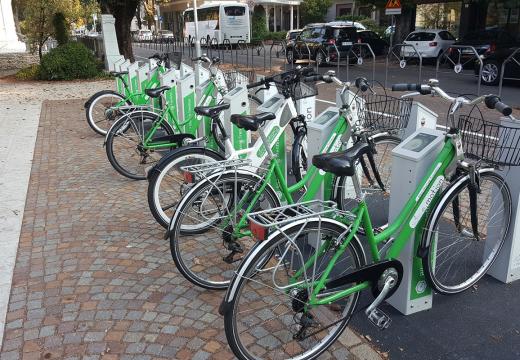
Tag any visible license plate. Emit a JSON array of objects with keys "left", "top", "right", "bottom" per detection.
[{"left": 342, "top": 42, "right": 352, "bottom": 46}]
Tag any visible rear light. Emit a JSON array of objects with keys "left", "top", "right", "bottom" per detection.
[
  {"left": 250, "top": 222, "right": 268, "bottom": 241},
  {"left": 327, "top": 38, "right": 335, "bottom": 45},
  {"left": 485, "top": 43, "right": 496, "bottom": 54},
  {"left": 183, "top": 171, "right": 194, "bottom": 183},
  {"left": 429, "top": 42, "right": 437, "bottom": 47}
]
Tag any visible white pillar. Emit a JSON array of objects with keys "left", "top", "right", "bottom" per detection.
[
  {"left": 280, "top": 6, "right": 283, "bottom": 31},
  {"left": 290, "top": 6, "right": 294, "bottom": 30},
  {"left": 100, "top": 14, "right": 123, "bottom": 70},
  {"left": 0, "top": 0, "right": 26, "bottom": 53},
  {"left": 265, "top": 6, "right": 269, "bottom": 31},
  {"left": 273, "top": 6, "right": 277, "bottom": 32},
  {"left": 297, "top": 6, "right": 300, "bottom": 29}
]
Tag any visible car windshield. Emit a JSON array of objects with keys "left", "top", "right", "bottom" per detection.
[{"left": 406, "top": 32, "right": 436, "bottom": 41}]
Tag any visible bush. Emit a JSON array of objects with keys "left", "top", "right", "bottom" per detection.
[
  {"left": 15, "top": 64, "right": 41, "bottom": 80},
  {"left": 254, "top": 31, "right": 287, "bottom": 42},
  {"left": 39, "top": 42, "right": 100, "bottom": 80},
  {"left": 251, "top": 12, "right": 268, "bottom": 41},
  {"left": 52, "top": 12, "right": 69, "bottom": 46}
]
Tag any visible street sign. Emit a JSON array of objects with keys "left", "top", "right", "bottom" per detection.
[{"left": 385, "top": 0, "right": 402, "bottom": 15}]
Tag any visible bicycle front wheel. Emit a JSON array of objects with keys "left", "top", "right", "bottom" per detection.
[
  {"left": 170, "top": 171, "right": 280, "bottom": 289},
  {"left": 224, "top": 220, "right": 366, "bottom": 360},
  {"left": 105, "top": 111, "right": 174, "bottom": 180},
  {"left": 422, "top": 169, "right": 512, "bottom": 294}
]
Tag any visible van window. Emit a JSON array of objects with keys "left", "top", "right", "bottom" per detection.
[{"left": 225, "top": 6, "right": 246, "bottom": 16}]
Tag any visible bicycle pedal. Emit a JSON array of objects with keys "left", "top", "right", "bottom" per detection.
[{"left": 367, "top": 307, "right": 391, "bottom": 330}]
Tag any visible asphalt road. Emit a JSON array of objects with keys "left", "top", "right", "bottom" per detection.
[{"left": 134, "top": 43, "right": 520, "bottom": 107}]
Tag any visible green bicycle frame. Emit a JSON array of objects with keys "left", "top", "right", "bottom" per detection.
[
  {"left": 289, "top": 137, "right": 456, "bottom": 307},
  {"left": 229, "top": 113, "right": 352, "bottom": 238}
]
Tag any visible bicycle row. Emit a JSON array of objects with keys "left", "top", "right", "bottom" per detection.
[{"left": 84, "top": 54, "right": 518, "bottom": 359}]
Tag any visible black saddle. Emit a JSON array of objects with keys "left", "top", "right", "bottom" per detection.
[
  {"left": 312, "top": 141, "right": 372, "bottom": 177},
  {"left": 145, "top": 86, "right": 170, "bottom": 98},
  {"left": 194, "top": 103, "right": 230, "bottom": 118},
  {"left": 110, "top": 71, "right": 128, "bottom": 78},
  {"left": 230, "top": 112, "right": 276, "bottom": 131}
]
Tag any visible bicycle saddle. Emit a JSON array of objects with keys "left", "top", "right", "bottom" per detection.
[
  {"left": 110, "top": 71, "right": 128, "bottom": 77},
  {"left": 312, "top": 141, "right": 372, "bottom": 177},
  {"left": 230, "top": 112, "right": 276, "bottom": 131},
  {"left": 145, "top": 86, "right": 170, "bottom": 98},
  {"left": 194, "top": 103, "right": 230, "bottom": 118}
]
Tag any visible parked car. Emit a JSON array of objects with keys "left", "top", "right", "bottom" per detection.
[
  {"left": 474, "top": 47, "right": 520, "bottom": 86},
  {"left": 356, "top": 30, "right": 388, "bottom": 56},
  {"left": 286, "top": 23, "right": 357, "bottom": 66},
  {"left": 327, "top": 21, "right": 366, "bottom": 30},
  {"left": 286, "top": 29, "right": 302, "bottom": 41},
  {"left": 402, "top": 29, "right": 456, "bottom": 60},
  {"left": 135, "top": 29, "right": 153, "bottom": 41},
  {"left": 158, "top": 30, "right": 175, "bottom": 40},
  {"left": 452, "top": 28, "right": 519, "bottom": 68}
]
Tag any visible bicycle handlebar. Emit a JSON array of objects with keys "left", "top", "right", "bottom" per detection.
[{"left": 391, "top": 80, "right": 513, "bottom": 117}]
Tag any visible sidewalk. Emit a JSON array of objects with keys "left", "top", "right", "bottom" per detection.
[{"left": 0, "top": 88, "right": 384, "bottom": 359}]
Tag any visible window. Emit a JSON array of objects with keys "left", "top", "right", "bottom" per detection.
[
  {"left": 329, "top": 27, "right": 356, "bottom": 41},
  {"left": 301, "top": 27, "right": 323, "bottom": 39},
  {"left": 406, "top": 32, "right": 436, "bottom": 41},
  {"left": 225, "top": 6, "right": 246, "bottom": 16},
  {"left": 198, "top": 7, "right": 219, "bottom": 21},
  {"left": 184, "top": 10, "right": 194, "bottom": 22},
  {"left": 439, "top": 31, "right": 455, "bottom": 40}
]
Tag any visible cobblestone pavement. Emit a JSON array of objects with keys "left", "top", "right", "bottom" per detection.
[{"left": 0, "top": 99, "right": 384, "bottom": 359}]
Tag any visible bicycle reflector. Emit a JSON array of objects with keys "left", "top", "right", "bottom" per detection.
[
  {"left": 183, "top": 171, "right": 194, "bottom": 183},
  {"left": 250, "top": 221, "right": 268, "bottom": 241}
]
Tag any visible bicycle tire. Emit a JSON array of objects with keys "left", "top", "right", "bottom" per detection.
[
  {"left": 223, "top": 219, "right": 366, "bottom": 360},
  {"left": 147, "top": 146, "right": 226, "bottom": 228},
  {"left": 169, "top": 171, "right": 280, "bottom": 289},
  {"left": 292, "top": 127, "right": 308, "bottom": 183},
  {"left": 85, "top": 90, "right": 131, "bottom": 136},
  {"left": 422, "top": 169, "right": 512, "bottom": 294},
  {"left": 335, "top": 134, "right": 401, "bottom": 229},
  {"left": 105, "top": 111, "right": 175, "bottom": 180}
]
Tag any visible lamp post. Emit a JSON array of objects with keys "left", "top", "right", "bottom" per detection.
[{"left": 193, "top": 0, "right": 201, "bottom": 85}]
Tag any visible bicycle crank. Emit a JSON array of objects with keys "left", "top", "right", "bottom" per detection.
[{"left": 365, "top": 268, "right": 400, "bottom": 330}]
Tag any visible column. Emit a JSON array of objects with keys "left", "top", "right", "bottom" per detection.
[
  {"left": 297, "top": 6, "right": 300, "bottom": 29},
  {"left": 0, "top": 0, "right": 26, "bottom": 53},
  {"left": 273, "top": 6, "right": 277, "bottom": 32},
  {"left": 265, "top": 6, "right": 270, "bottom": 31},
  {"left": 280, "top": 6, "right": 283, "bottom": 31},
  {"left": 290, "top": 6, "right": 294, "bottom": 30}
]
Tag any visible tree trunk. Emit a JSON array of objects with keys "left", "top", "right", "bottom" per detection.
[
  {"left": 114, "top": 11, "right": 134, "bottom": 62},
  {"left": 394, "top": 5, "right": 416, "bottom": 44}
]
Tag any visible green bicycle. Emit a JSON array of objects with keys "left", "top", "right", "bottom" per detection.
[
  {"left": 220, "top": 81, "right": 516, "bottom": 360},
  {"left": 168, "top": 72, "right": 410, "bottom": 289},
  {"left": 85, "top": 53, "right": 169, "bottom": 135}
]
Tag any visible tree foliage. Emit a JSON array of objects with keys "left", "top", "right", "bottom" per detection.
[
  {"left": 98, "top": 0, "right": 140, "bottom": 62},
  {"left": 301, "top": 0, "right": 333, "bottom": 24},
  {"left": 52, "top": 12, "right": 69, "bottom": 45}
]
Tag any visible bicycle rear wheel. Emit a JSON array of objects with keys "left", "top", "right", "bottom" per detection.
[
  {"left": 224, "top": 220, "right": 365, "bottom": 360},
  {"left": 105, "top": 111, "right": 174, "bottom": 180},
  {"left": 422, "top": 169, "right": 512, "bottom": 294},
  {"left": 169, "top": 171, "right": 280, "bottom": 289}
]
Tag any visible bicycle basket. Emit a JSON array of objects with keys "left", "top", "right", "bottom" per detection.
[
  {"left": 357, "top": 94, "right": 412, "bottom": 132},
  {"left": 273, "top": 69, "right": 318, "bottom": 101},
  {"left": 222, "top": 69, "right": 256, "bottom": 90},
  {"left": 457, "top": 115, "right": 520, "bottom": 167}
]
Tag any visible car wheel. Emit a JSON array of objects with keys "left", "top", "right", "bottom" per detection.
[
  {"left": 286, "top": 49, "right": 296, "bottom": 64},
  {"left": 481, "top": 60, "right": 500, "bottom": 86}
]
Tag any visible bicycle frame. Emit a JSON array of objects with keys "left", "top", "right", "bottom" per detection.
[{"left": 289, "top": 136, "right": 457, "bottom": 307}]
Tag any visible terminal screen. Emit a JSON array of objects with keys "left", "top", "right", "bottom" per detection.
[{"left": 402, "top": 133, "right": 437, "bottom": 152}]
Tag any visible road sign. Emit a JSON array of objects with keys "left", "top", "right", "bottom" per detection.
[{"left": 385, "top": 0, "right": 402, "bottom": 15}]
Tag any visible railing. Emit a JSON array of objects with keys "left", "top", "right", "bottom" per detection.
[
  {"left": 436, "top": 45, "right": 483, "bottom": 95},
  {"left": 498, "top": 47, "right": 520, "bottom": 97}
]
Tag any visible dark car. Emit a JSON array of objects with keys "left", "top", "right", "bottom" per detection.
[
  {"left": 286, "top": 24, "right": 358, "bottom": 66},
  {"left": 450, "top": 28, "right": 518, "bottom": 66},
  {"left": 475, "top": 47, "right": 520, "bottom": 86},
  {"left": 356, "top": 30, "right": 389, "bottom": 56}
]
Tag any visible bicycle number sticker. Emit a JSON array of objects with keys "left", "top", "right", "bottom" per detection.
[
  {"left": 357, "top": 57, "right": 363, "bottom": 65},
  {"left": 400, "top": 60, "right": 407, "bottom": 69},
  {"left": 454, "top": 64, "right": 463, "bottom": 74}
]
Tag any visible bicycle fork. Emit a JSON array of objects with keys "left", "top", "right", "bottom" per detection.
[{"left": 452, "top": 165, "right": 482, "bottom": 240}]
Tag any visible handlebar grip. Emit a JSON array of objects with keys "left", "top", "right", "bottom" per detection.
[
  {"left": 247, "top": 79, "right": 266, "bottom": 89},
  {"left": 301, "top": 67, "right": 316, "bottom": 76},
  {"left": 391, "top": 83, "right": 432, "bottom": 95},
  {"left": 485, "top": 95, "right": 512, "bottom": 116},
  {"left": 355, "top": 77, "right": 369, "bottom": 92},
  {"left": 303, "top": 75, "right": 323, "bottom": 83},
  {"left": 391, "top": 83, "right": 411, "bottom": 91},
  {"left": 148, "top": 53, "right": 161, "bottom": 60}
]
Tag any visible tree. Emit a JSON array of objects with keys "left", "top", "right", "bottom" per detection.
[
  {"left": 301, "top": 0, "right": 332, "bottom": 24},
  {"left": 98, "top": 0, "right": 140, "bottom": 62},
  {"left": 53, "top": 12, "right": 69, "bottom": 45}
]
